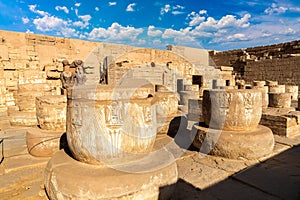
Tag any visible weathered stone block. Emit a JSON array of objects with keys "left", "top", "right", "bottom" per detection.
[
  {"left": 9, "top": 111, "right": 37, "bottom": 126},
  {"left": 0, "top": 44, "right": 9, "bottom": 60},
  {"left": 46, "top": 70, "right": 60, "bottom": 79},
  {"left": 260, "top": 109, "right": 300, "bottom": 137},
  {"left": 154, "top": 92, "right": 178, "bottom": 117},
  {"left": 285, "top": 85, "right": 298, "bottom": 100},
  {"left": 268, "top": 85, "right": 285, "bottom": 93},
  {"left": 18, "top": 70, "right": 46, "bottom": 84},
  {"left": 36, "top": 95, "right": 66, "bottom": 131},
  {"left": 253, "top": 86, "right": 268, "bottom": 108},
  {"left": 266, "top": 80, "right": 278, "bottom": 87},
  {"left": 18, "top": 83, "right": 51, "bottom": 92},
  {"left": 269, "top": 93, "right": 291, "bottom": 108},
  {"left": 179, "top": 91, "right": 199, "bottom": 106},
  {"left": 203, "top": 89, "right": 262, "bottom": 131},
  {"left": 2, "top": 61, "right": 15, "bottom": 70},
  {"left": 184, "top": 84, "right": 199, "bottom": 91},
  {"left": 253, "top": 80, "right": 266, "bottom": 87}
]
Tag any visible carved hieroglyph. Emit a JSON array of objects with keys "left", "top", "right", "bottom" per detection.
[{"left": 203, "top": 89, "right": 262, "bottom": 131}]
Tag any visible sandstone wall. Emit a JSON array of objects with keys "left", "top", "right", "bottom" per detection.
[
  {"left": 209, "top": 40, "right": 300, "bottom": 83},
  {"left": 244, "top": 57, "right": 300, "bottom": 85},
  {"left": 0, "top": 30, "right": 221, "bottom": 127}
]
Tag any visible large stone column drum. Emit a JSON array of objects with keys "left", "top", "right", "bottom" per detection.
[
  {"left": 193, "top": 89, "right": 274, "bottom": 159},
  {"left": 202, "top": 89, "right": 262, "bottom": 131},
  {"left": 67, "top": 85, "right": 157, "bottom": 165}
]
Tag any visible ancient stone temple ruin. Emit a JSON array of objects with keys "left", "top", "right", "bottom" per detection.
[{"left": 0, "top": 31, "right": 300, "bottom": 199}]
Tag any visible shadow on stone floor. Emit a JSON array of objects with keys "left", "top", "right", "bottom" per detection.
[
  {"left": 160, "top": 145, "right": 300, "bottom": 200},
  {"left": 167, "top": 116, "right": 199, "bottom": 151}
]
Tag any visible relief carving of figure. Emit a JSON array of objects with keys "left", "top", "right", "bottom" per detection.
[
  {"left": 244, "top": 93, "right": 253, "bottom": 109},
  {"left": 105, "top": 102, "right": 123, "bottom": 125}
]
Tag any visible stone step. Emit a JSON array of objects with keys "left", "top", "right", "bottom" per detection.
[
  {"left": 8, "top": 111, "right": 37, "bottom": 127},
  {"left": 2, "top": 154, "right": 49, "bottom": 174},
  {"left": 1, "top": 128, "right": 29, "bottom": 157}
]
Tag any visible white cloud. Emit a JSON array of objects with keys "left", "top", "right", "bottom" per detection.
[
  {"left": 73, "top": 21, "right": 85, "bottom": 28},
  {"left": 60, "top": 27, "right": 79, "bottom": 37},
  {"left": 22, "top": 17, "right": 29, "bottom": 24},
  {"left": 280, "top": 27, "right": 296, "bottom": 35},
  {"left": 137, "top": 39, "right": 146, "bottom": 45},
  {"left": 33, "top": 15, "right": 67, "bottom": 32},
  {"left": 28, "top": 4, "right": 48, "bottom": 16},
  {"left": 109, "top": 2, "right": 117, "bottom": 6},
  {"left": 264, "top": 3, "right": 288, "bottom": 15},
  {"left": 126, "top": 3, "right": 136, "bottom": 12},
  {"left": 95, "top": 7, "right": 99, "bottom": 11},
  {"left": 160, "top": 4, "right": 184, "bottom": 16},
  {"left": 147, "top": 25, "right": 162, "bottom": 37},
  {"left": 193, "top": 13, "right": 251, "bottom": 32},
  {"left": 162, "top": 27, "right": 191, "bottom": 39},
  {"left": 75, "top": 3, "right": 81, "bottom": 7},
  {"left": 26, "top": 29, "right": 34, "bottom": 34},
  {"left": 162, "top": 27, "right": 201, "bottom": 46},
  {"left": 218, "top": 14, "right": 251, "bottom": 28},
  {"left": 74, "top": 14, "right": 91, "bottom": 28},
  {"left": 78, "top": 14, "right": 91, "bottom": 22},
  {"left": 89, "top": 22, "right": 143, "bottom": 42},
  {"left": 152, "top": 39, "right": 161, "bottom": 45},
  {"left": 187, "top": 10, "right": 206, "bottom": 26},
  {"left": 289, "top": 7, "right": 300, "bottom": 12},
  {"left": 172, "top": 11, "right": 184, "bottom": 15},
  {"left": 227, "top": 33, "right": 248, "bottom": 41},
  {"left": 173, "top": 5, "right": 184, "bottom": 10},
  {"left": 55, "top": 6, "right": 69, "bottom": 14},
  {"left": 172, "top": 5, "right": 184, "bottom": 15},
  {"left": 160, "top": 4, "right": 170, "bottom": 15},
  {"left": 199, "top": 10, "right": 207, "bottom": 15}
]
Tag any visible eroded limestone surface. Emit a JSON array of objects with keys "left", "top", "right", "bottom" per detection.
[{"left": 202, "top": 89, "right": 262, "bottom": 131}]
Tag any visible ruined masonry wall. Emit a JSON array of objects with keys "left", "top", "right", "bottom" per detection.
[
  {"left": 244, "top": 57, "right": 300, "bottom": 85},
  {"left": 0, "top": 30, "right": 137, "bottom": 115},
  {"left": 209, "top": 40, "right": 300, "bottom": 86}
]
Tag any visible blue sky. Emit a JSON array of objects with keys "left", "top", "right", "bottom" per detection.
[{"left": 0, "top": 0, "right": 299, "bottom": 51}]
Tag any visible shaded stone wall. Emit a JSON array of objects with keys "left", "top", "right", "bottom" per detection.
[{"left": 244, "top": 57, "right": 300, "bottom": 85}]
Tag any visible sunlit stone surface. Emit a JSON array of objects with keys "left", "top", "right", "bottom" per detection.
[
  {"left": 66, "top": 85, "right": 157, "bottom": 165},
  {"left": 202, "top": 89, "right": 262, "bottom": 131}
]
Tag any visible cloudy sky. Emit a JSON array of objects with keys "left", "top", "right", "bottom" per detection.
[{"left": 0, "top": 0, "right": 299, "bottom": 51}]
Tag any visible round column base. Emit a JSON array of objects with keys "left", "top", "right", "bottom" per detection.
[
  {"left": 45, "top": 150, "right": 178, "bottom": 200},
  {"left": 193, "top": 125, "right": 274, "bottom": 159}
]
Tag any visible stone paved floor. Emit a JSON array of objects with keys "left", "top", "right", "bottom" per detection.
[{"left": 0, "top": 122, "right": 300, "bottom": 199}]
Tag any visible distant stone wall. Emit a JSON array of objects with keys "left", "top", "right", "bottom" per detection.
[
  {"left": 244, "top": 57, "right": 300, "bottom": 85},
  {"left": 209, "top": 40, "right": 300, "bottom": 85}
]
